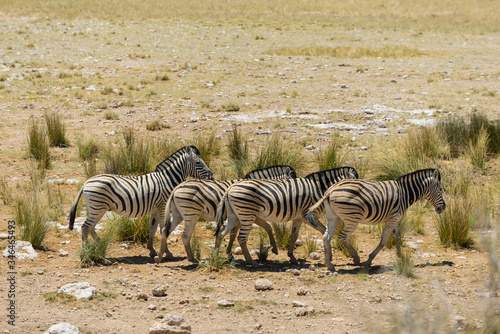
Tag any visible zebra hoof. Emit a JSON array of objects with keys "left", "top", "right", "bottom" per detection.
[
  {"left": 272, "top": 247, "right": 278, "bottom": 255},
  {"left": 149, "top": 251, "right": 158, "bottom": 258},
  {"left": 327, "top": 264, "right": 335, "bottom": 272},
  {"left": 154, "top": 256, "right": 161, "bottom": 265},
  {"left": 164, "top": 252, "right": 174, "bottom": 260}
]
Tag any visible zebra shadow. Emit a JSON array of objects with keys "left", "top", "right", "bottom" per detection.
[
  {"left": 106, "top": 255, "right": 190, "bottom": 265},
  {"left": 335, "top": 259, "right": 454, "bottom": 276}
]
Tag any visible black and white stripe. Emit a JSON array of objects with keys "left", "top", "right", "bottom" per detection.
[
  {"left": 307, "top": 168, "right": 445, "bottom": 271},
  {"left": 155, "top": 166, "right": 296, "bottom": 263},
  {"left": 215, "top": 167, "right": 358, "bottom": 267},
  {"left": 68, "top": 145, "right": 214, "bottom": 257}
]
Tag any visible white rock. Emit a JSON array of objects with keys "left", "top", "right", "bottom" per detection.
[
  {"left": 44, "top": 322, "right": 79, "bottom": 334},
  {"left": 58, "top": 282, "right": 96, "bottom": 300},
  {"left": 148, "top": 304, "right": 157, "bottom": 310},
  {"left": 297, "top": 287, "right": 308, "bottom": 296},
  {"left": 59, "top": 249, "right": 69, "bottom": 257},
  {"left": 406, "top": 241, "right": 420, "bottom": 250},
  {"left": 149, "top": 314, "right": 191, "bottom": 334},
  {"left": 233, "top": 247, "right": 243, "bottom": 255},
  {"left": 309, "top": 252, "right": 320, "bottom": 260},
  {"left": 397, "top": 127, "right": 406, "bottom": 133},
  {"left": 3, "top": 241, "right": 38, "bottom": 260},
  {"left": 255, "top": 279, "right": 273, "bottom": 291},
  {"left": 217, "top": 299, "right": 235, "bottom": 307},
  {"left": 0, "top": 233, "right": 10, "bottom": 239},
  {"left": 152, "top": 285, "right": 168, "bottom": 297},
  {"left": 292, "top": 300, "right": 306, "bottom": 307}
]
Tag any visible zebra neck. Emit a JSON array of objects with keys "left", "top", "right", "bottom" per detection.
[{"left": 397, "top": 176, "right": 426, "bottom": 211}]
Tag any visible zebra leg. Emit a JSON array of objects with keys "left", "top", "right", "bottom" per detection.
[
  {"left": 81, "top": 210, "right": 106, "bottom": 244},
  {"left": 323, "top": 205, "right": 341, "bottom": 272},
  {"left": 363, "top": 221, "right": 397, "bottom": 267},
  {"left": 287, "top": 219, "right": 303, "bottom": 265},
  {"left": 254, "top": 217, "right": 278, "bottom": 255},
  {"left": 181, "top": 216, "right": 200, "bottom": 263},
  {"left": 236, "top": 221, "right": 260, "bottom": 268},
  {"left": 392, "top": 223, "right": 402, "bottom": 257},
  {"left": 226, "top": 223, "right": 241, "bottom": 261},
  {"left": 147, "top": 213, "right": 160, "bottom": 258},
  {"left": 338, "top": 220, "right": 361, "bottom": 265}
]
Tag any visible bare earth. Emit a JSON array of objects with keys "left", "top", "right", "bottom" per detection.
[{"left": 0, "top": 15, "right": 499, "bottom": 334}]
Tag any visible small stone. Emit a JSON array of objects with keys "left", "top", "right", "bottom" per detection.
[
  {"left": 3, "top": 241, "right": 38, "bottom": 260},
  {"left": 152, "top": 285, "right": 168, "bottom": 297},
  {"left": 295, "top": 307, "right": 308, "bottom": 316},
  {"left": 255, "top": 279, "right": 273, "bottom": 291},
  {"left": 59, "top": 249, "right": 69, "bottom": 257},
  {"left": 38, "top": 270, "right": 44, "bottom": 275},
  {"left": 295, "top": 239, "right": 304, "bottom": 247},
  {"left": 397, "top": 127, "right": 406, "bottom": 133},
  {"left": 149, "top": 314, "right": 191, "bottom": 334},
  {"left": 58, "top": 282, "right": 96, "bottom": 300},
  {"left": 340, "top": 84, "right": 348, "bottom": 89},
  {"left": 309, "top": 252, "right": 320, "bottom": 260},
  {"left": 287, "top": 269, "right": 300, "bottom": 276},
  {"left": 254, "top": 324, "right": 262, "bottom": 330},
  {"left": 297, "top": 287, "right": 308, "bottom": 296},
  {"left": 148, "top": 304, "right": 157, "bottom": 310},
  {"left": 292, "top": 301, "right": 306, "bottom": 307},
  {"left": 217, "top": 299, "right": 235, "bottom": 307},
  {"left": 308, "top": 264, "right": 315, "bottom": 271},
  {"left": 360, "top": 146, "right": 368, "bottom": 151},
  {"left": 233, "top": 247, "right": 243, "bottom": 255},
  {"left": 43, "top": 322, "right": 79, "bottom": 334},
  {"left": 137, "top": 292, "right": 149, "bottom": 301}
]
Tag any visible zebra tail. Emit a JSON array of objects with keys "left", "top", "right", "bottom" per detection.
[
  {"left": 306, "top": 193, "right": 330, "bottom": 228},
  {"left": 214, "top": 191, "right": 229, "bottom": 237},
  {"left": 68, "top": 187, "right": 84, "bottom": 231},
  {"left": 163, "top": 192, "right": 174, "bottom": 238}
]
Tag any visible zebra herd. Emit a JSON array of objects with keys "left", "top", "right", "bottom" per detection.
[{"left": 69, "top": 145, "right": 446, "bottom": 271}]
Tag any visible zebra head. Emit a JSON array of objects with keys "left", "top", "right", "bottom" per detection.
[
  {"left": 423, "top": 169, "right": 446, "bottom": 214},
  {"left": 185, "top": 145, "right": 214, "bottom": 180}
]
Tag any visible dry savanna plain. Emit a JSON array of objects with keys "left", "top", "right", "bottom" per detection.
[{"left": 0, "top": 1, "right": 499, "bottom": 333}]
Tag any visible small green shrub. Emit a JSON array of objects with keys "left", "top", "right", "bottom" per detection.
[
  {"left": 227, "top": 126, "right": 249, "bottom": 178},
  {"left": 0, "top": 181, "right": 13, "bottom": 206},
  {"left": 303, "top": 237, "right": 319, "bottom": 257},
  {"left": 435, "top": 196, "right": 475, "bottom": 249},
  {"left": 221, "top": 103, "right": 240, "bottom": 112},
  {"left": 45, "top": 111, "right": 69, "bottom": 147},
  {"left": 251, "top": 135, "right": 307, "bottom": 175},
  {"left": 146, "top": 118, "right": 170, "bottom": 131},
  {"left": 79, "top": 227, "right": 114, "bottom": 267},
  {"left": 155, "top": 74, "right": 170, "bottom": 81},
  {"left": 468, "top": 126, "right": 490, "bottom": 172},
  {"left": 271, "top": 222, "right": 292, "bottom": 251},
  {"left": 77, "top": 136, "right": 99, "bottom": 161},
  {"left": 109, "top": 214, "right": 149, "bottom": 243},
  {"left": 103, "top": 110, "right": 119, "bottom": 120},
  {"left": 191, "top": 231, "right": 203, "bottom": 262},
  {"left": 440, "top": 164, "right": 472, "bottom": 197},
  {"left": 192, "top": 133, "right": 220, "bottom": 166},
  {"left": 13, "top": 183, "right": 49, "bottom": 250},
  {"left": 316, "top": 135, "right": 347, "bottom": 171},
  {"left": 199, "top": 247, "right": 233, "bottom": 272},
  {"left": 393, "top": 249, "right": 416, "bottom": 278},
  {"left": 28, "top": 118, "right": 51, "bottom": 169}
]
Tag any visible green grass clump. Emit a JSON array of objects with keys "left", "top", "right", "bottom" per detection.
[
  {"left": 43, "top": 291, "right": 77, "bottom": 304},
  {"left": 101, "top": 129, "right": 153, "bottom": 175},
  {"left": 435, "top": 196, "right": 475, "bottom": 249},
  {"left": 77, "top": 136, "right": 99, "bottom": 161},
  {"left": 199, "top": 247, "right": 233, "bottom": 272},
  {"left": 28, "top": 118, "right": 51, "bottom": 169},
  {"left": 192, "top": 133, "right": 221, "bottom": 166},
  {"left": 468, "top": 126, "right": 490, "bottom": 172},
  {"left": 103, "top": 110, "right": 119, "bottom": 120},
  {"left": 146, "top": 118, "right": 170, "bottom": 131},
  {"left": 316, "top": 135, "right": 347, "bottom": 171},
  {"left": 393, "top": 249, "right": 416, "bottom": 278},
  {"left": 221, "top": 103, "right": 240, "bottom": 112},
  {"left": 45, "top": 111, "right": 69, "bottom": 147},
  {"left": 303, "top": 237, "right": 319, "bottom": 257},
  {"left": 0, "top": 181, "right": 13, "bottom": 206},
  {"left": 227, "top": 126, "right": 249, "bottom": 178},
  {"left": 190, "top": 232, "right": 203, "bottom": 262},
  {"left": 251, "top": 135, "right": 307, "bottom": 176},
  {"left": 376, "top": 126, "right": 448, "bottom": 180},
  {"left": 109, "top": 214, "right": 150, "bottom": 243},
  {"left": 271, "top": 222, "right": 292, "bottom": 251},
  {"left": 79, "top": 227, "right": 115, "bottom": 267}
]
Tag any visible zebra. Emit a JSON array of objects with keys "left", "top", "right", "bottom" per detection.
[
  {"left": 215, "top": 167, "right": 358, "bottom": 267},
  {"left": 155, "top": 165, "right": 296, "bottom": 264},
  {"left": 68, "top": 145, "right": 214, "bottom": 258},
  {"left": 307, "top": 168, "right": 446, "bottom": 271}
]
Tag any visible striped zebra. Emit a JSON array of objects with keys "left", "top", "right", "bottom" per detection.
[
  {"left": 307, "top": 168, "right": 445, "bottom": 271},
  {"left": 215, "top": 167, "right": 358, "bottom": 267},
  {"left": 155, "top": 165, "right": 296, "bottom": 264},
  {"left": 68, "top": 145, "right": 214, "bottom": 258}
]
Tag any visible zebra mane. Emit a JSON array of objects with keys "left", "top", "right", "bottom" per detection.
[
  {"left": 396, "top": 168, "right": 441, "bottom": 182},
  {"left": 304, "top": 166, "right": 358, "bottom": 181},
  {"left": 243, "top": 165, "right": 297, "bottom": 179},
  {"left": 154, "top": 145, "right": 200, "bottom": 172}
]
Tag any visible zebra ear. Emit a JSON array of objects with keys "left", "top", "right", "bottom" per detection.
[{"left": 432, "top": 169, "right": 441, "bottom": 182}]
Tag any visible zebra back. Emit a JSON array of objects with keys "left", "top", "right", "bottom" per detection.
[
  {"left": 244, "top": 165, "right": 296, "bottom": 180},
  {"left": 304, "top": 166, "right": 358, "bottom": 193}
]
